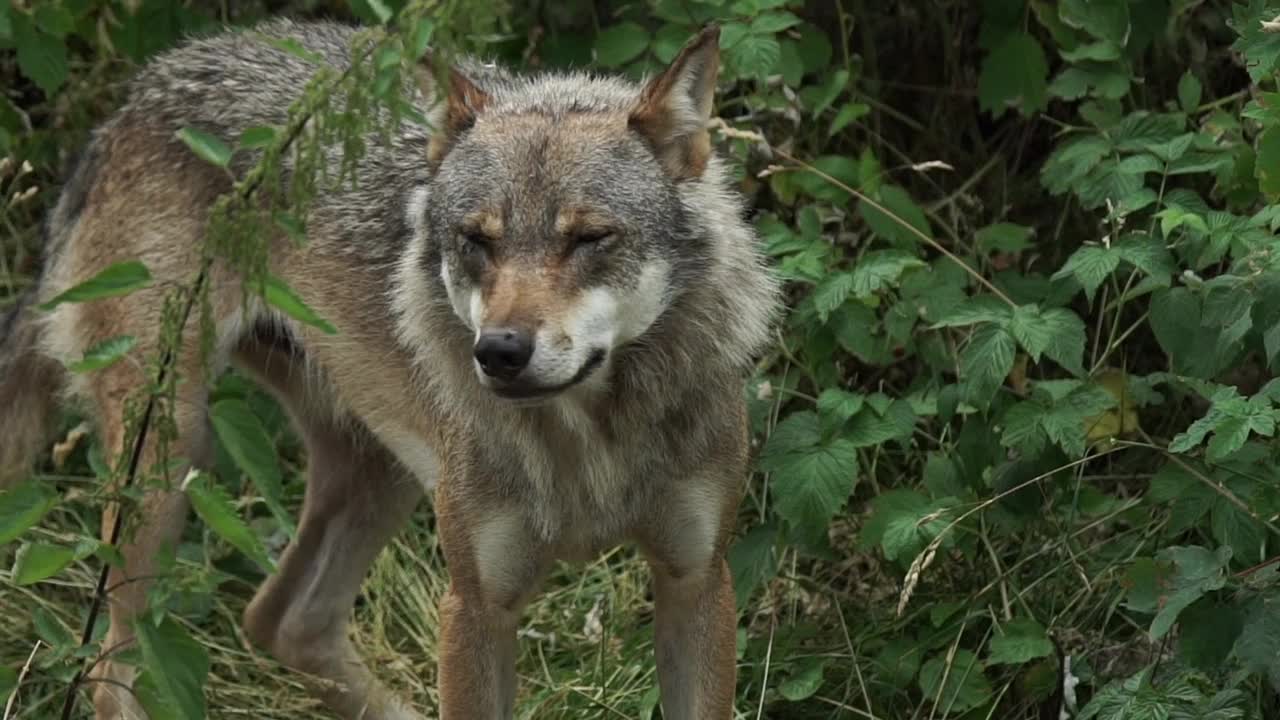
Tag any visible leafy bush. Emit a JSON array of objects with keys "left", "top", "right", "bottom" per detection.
[{"left": 3, "top": 0, "right": 1280, "bottom": 718}]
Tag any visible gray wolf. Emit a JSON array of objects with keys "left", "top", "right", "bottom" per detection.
[{"left": 0, "top": 16, "right": 779, "bottom": 719}]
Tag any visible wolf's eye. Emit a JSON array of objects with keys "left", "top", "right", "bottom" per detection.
[
  {"left": 461, "top": 232, "right": 491, "bottom": 257},
  {"left": 572, "top": 229, "right": 615, "bottom": 252}
]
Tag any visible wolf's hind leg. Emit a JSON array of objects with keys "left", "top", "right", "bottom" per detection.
[{"left": 236, "top": 341, "right": 426, "bottom": 720}]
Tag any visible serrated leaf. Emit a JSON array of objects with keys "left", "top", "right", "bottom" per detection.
[
  {"left": 931, "top": 295, "right": 1013, "bottom": 328},
  {"left": 817, "top": 388, "right": 864, "bottom": 426},
  {"left": 1060, "top": 0, "right": 1130, "bottom": 44},
  {"left": 728, "top": 522, "right": 777, "bottom": 607},
  {"left": 594, "top": 22, "right": 650, "bottom": 68},
  {"left": 175, "top": 127, "right": 233, "bottom": 168},
  {"left": 134, "top": 617, "right": 209, "bottom": 720},
  {"left": 813, "top": 272, "right": 854, "bottom": 321},
  {"left": 1257, "top": 126, "right": 1280, "bottom": 202},
  {"left": 1051, "top": 245, "right": 1119, "bottom": 300},
  {"left": 988, "top": 618, "right": 1054, "bottom": 665},
  {"left": 68, "top": 335, "right": 136, "bottom": 373},
  {"left": 1042, "top": 308, "right": 1088, "bottom": 376},
  {"left": 767, "top": 439, "right": 858, "bottom": 543},
  {"left": 979, "top": 32, "right": 1048, "bottom": 118},
  {"left": 750, "top": 11, "right": 801, "bottom": 34},
  {"left": 858, "top": 185, "right": 932, "bottom": 248},
  {"left": 851, "top": 250, "right": 925, "bottom": 298},
  {"left": 1148, "top": 545, "right": 1231, "bottom": 640},
  {"left": 845, "top": 399, "right": 916, "bottom": 447},
  {"left": 210, "top": 399, "right": 295, "bottom": 536},
  {"left": 185, "top": 472, "right": 275, "bottom": 573},
  {"left": 730, "top": 34, "right": 781, "bottom": 78},
  {"left": 38, "top": 261, "right": 153, "bottom": 310},
  {"left": 779, "top": 658, "right": 826, "bottom": 701},
  {"left": 918, "top": 650, "right": 993, "bottom": 714},
  {"left": 975, "top": 222, "right": 1034, "bottom": 254},
  {"left": 258, "top": 273, "right": 338, "bottom": 335},
  {"left": 1234, "top": 590, "right": 1280, "bottom": 691},
  {"left": 961, "top": 324, "right": 1016, "bottom": 407},
  {"left": 0, "top": 479, "right": 58, "bottom": 545}
]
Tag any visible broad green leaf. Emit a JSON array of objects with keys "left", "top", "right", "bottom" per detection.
[
  {"left": 1041, "top": 308, "right": 1088, "bottom": 377},
  {"left": 68, "top": 335, "right": 136, "bottom": 373},
  {"left": 730, "top": 34, "right": 781, "bottom": 79},
  {"left": 845, "top": 398, "right": 916, "bottom": 447},
  {"left": 812, "top": 272, "right": 854, "bottom": 322},
  {"left": 238, "top": 125, "right": 278, "bottom": 149},
  {"left": 0, "top": 479, "right": 58, "bottom": 545},
  {"left": 978, "top": 32, "right": 1048, "bottom": 118},
  {"left": 750, "top": 11, "right": 802, "bottom": 34},
  {"left": 1051, "top": 245, "right": 1119, "bottom": 300},
  {"left": 38, "top": 261, "right": 153, "bottom": 310},
  {"left": 210, "top": 399, "right": 295, "bottom": 536},
  {"left": 1257, "top": 126, "right": 1280, "bottom": 201},
  {"left": 779, "top": 658, "right": 826, "bottom": 701},
  {"left": 175, "top": 127, "right": 233, "bottom": 167},
  {"left": 817, "top": 388, "right": 864, "bottom": 426},
  {"left": 1113, "top": 235, "right": 1176, "bottom": 282},
  {"left": 14, "top": 18, "right": 68, "bottom": 95},
  {"left": 1148, "top": 545, "right": 1231, "bottom": 640},
  {"left": 975, "top": 222, "right": 1034, "bottom": 254},
  {"left": 988, "top": 618, "right": 1054, "bottom": 665},
  {"left": 1232, "top": 0, "right": 1280, "bottom": 82},
  {"left": 258, "top": 273, "right": 338, "bottom": 335},
  {"left": 1234, "top": 590, "right": 1280, "bottom": 691},
  {"left": 918, "top": 650, "right": 993, "bottom": 714},
  {"left": 11, "top": 541, "right": 76, "bottom": 585},
  {"left": 794, "top": 155, "right": 860, "bottom": 202},
  {"left": 961, "top": 324, "right": 1016, "bottom": 408},
  {"left": 1060, "top": 0, "right": 1130, "bottom": 45},
  {"left": 851, "top": 250, "right": 925, "bottom": 298},
  {"left": 185, "top": 472, "right": 275, "bottom": 573},
  {"left": 0, "top": 666, "right": 15, "bottom": 710},
  {"left": 858, "top": 185, "right": 932, "bottom": 248},
  {"left": 594, "top": 22, "right": 650, "bottom": 68},
  {"left": 931, "top": 295, "right": 1013, "bottom": 328},
  {"left": 728, "top": 522, "right": 778, "bottom": 607},
  {"left": 1008, "top": 304, "right": 1053, "bottom": 361},
  {"left": 134, "top": 617, "right": 210, "bottom": 720},
  {"left": 766, "top": 438, "right": 858, "bottom": 543}
]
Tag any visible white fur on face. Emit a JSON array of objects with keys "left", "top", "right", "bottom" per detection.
[
  {"left": 440, "top": 259, "right": 485, "bottom": 338},
  {"left": 524, "top": 259, "right": 671, "bottom": 388}
]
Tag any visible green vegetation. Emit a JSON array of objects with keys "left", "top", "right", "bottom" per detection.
[{"left": 4, "top": 0, "right": 1280, "bottom": 718}]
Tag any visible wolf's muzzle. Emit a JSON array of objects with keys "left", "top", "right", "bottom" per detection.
[{"left": 474, "top": 328, "right": 534, "bottom": 381}]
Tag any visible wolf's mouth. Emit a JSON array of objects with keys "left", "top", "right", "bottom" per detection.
[{"left": 491, "top": 349, "right": 607, "bottom": 400}]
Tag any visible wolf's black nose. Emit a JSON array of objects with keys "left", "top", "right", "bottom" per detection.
[{"left": 475, "top": 329, "right": 534, "bottom": 380}]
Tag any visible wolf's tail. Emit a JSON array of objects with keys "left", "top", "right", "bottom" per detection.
[{"left": 0, "top": 289, "right": 64, "bottom": 487}]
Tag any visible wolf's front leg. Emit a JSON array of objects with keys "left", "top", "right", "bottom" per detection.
[
  {"left": 651, "top": 556, "right": 738, "bottom": 719},
  {"left": 435, "top": 500, "right": 548, "bottom": 719}
]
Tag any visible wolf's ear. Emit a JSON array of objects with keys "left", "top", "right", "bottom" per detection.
[
  {"left": 628, "top": 24, "right": 721, "bottom": 181},
  {"left": 416, "top": 55, "right": 490, "bottom": 167}
]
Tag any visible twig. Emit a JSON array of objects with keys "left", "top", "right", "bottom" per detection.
[{"left": 3, "top": 640, "right": 41, "bottom": 720}]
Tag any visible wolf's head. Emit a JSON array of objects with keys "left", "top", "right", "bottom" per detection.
[{"left": 414, "top": 27, "right": 728, "bottom": 401}]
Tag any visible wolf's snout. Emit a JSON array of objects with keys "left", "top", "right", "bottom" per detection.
[{"left": 474, "top": 329, "right": 534, "bottom": 380}]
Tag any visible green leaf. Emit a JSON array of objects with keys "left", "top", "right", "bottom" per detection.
[
  {"left": 11, "top": 541, "right": 76, "bottom": 585},
  {"left": 931, "top": 295, "right": 1013, "bottom": 328},
  {"left": 209, "top": 399, "right": 295, "bottom": 536},
  {"left": 175, "top": 127, "right": 233, "bottom": 168},
  {"left": 975, "top": 222, "right": 1034, "bottom": 254},
  {"left": 978, "top": 32, "right": 1049, "bottom": 118},
  {"left": 1148, "top": 545, "right": 1231, "bottom": 640},
  {"left": 728, "top": 522, "right": 778, "bottom": 607},
  {"left": 1257, "top": 126, "right": 1280, "bottom": 202},
  {"left": 1041, "top": 308, "right": 1088, "bottom": 376},
  {"left": 851, "top": 250, "right": 925, "bottom": 298},
  {"left": 38, "top": 260, "right": 153, "bottom": 310},
  {"left": 594, "top": 22, "right": 650, "bottom": 68},
  {"left": 1051, "top": 245, "right": 1119, "bottom": 300},
  {"left": 238, "top": 125, "right": 278, "bottom": 149},
  {"left": 258, "top": 273, "right": 338, "bottom": 335},
  {"left": 1231, "top": 0, "right": 1280, "bottom": 83},
  {"left": 759, "top": 413, "right": 858, "bottom": 544},
  {"left": 68, "top": 335, "right": 136, "bottom": 373},
  {"left": 730, "top": 34, "right": 781, "bottom": 79},
  {"left": 817, "top": 388, "right": 864, "bottom": 426},
  {"left": 858, "top": 185, "right": 932, "bottom": 247},
  {"left": 961, "top": 325, "right": 1016, "bottom": 408},
  {"left": 0, "top": 479, "right": 58, "bottom": 545},
  {"left": 918, "top": 650, "right": 993, "bottom": 714},
  {"left": 14, "top": 18, "right": 68, "bottom": 95},
  {"left": 1060, "top": 0, "right": 1130, "bottom": 45},
  {"left": 750, "top": 11, "right": 802, "bottom": 34},
  {"left": 988, "top": 617, "right": 1054, "bottom": 665},
  {"left": 794, "top": 154, "right": 860, "bottom": 202},
  {"left": 1234, "top": 590, "right": 1280, "bottom": 691},
  {"left": 185, "top": 472, "right": 275, "bottom": 573},
  {"left": 812, "top": 272, "right": 854, "bottom": 322},
  {"left": 0, "top": 666, "right": 15, "bottom": 710},
  {"left": 779, "top": 658, "right": 826, "bottom": 701},
  {"left": 133, "top": 617, "right": 210, "bottom": 720}
]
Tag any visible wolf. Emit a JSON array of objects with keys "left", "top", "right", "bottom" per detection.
[{"left": 0, "top": 15, "right": 779, "bottom": 720}]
